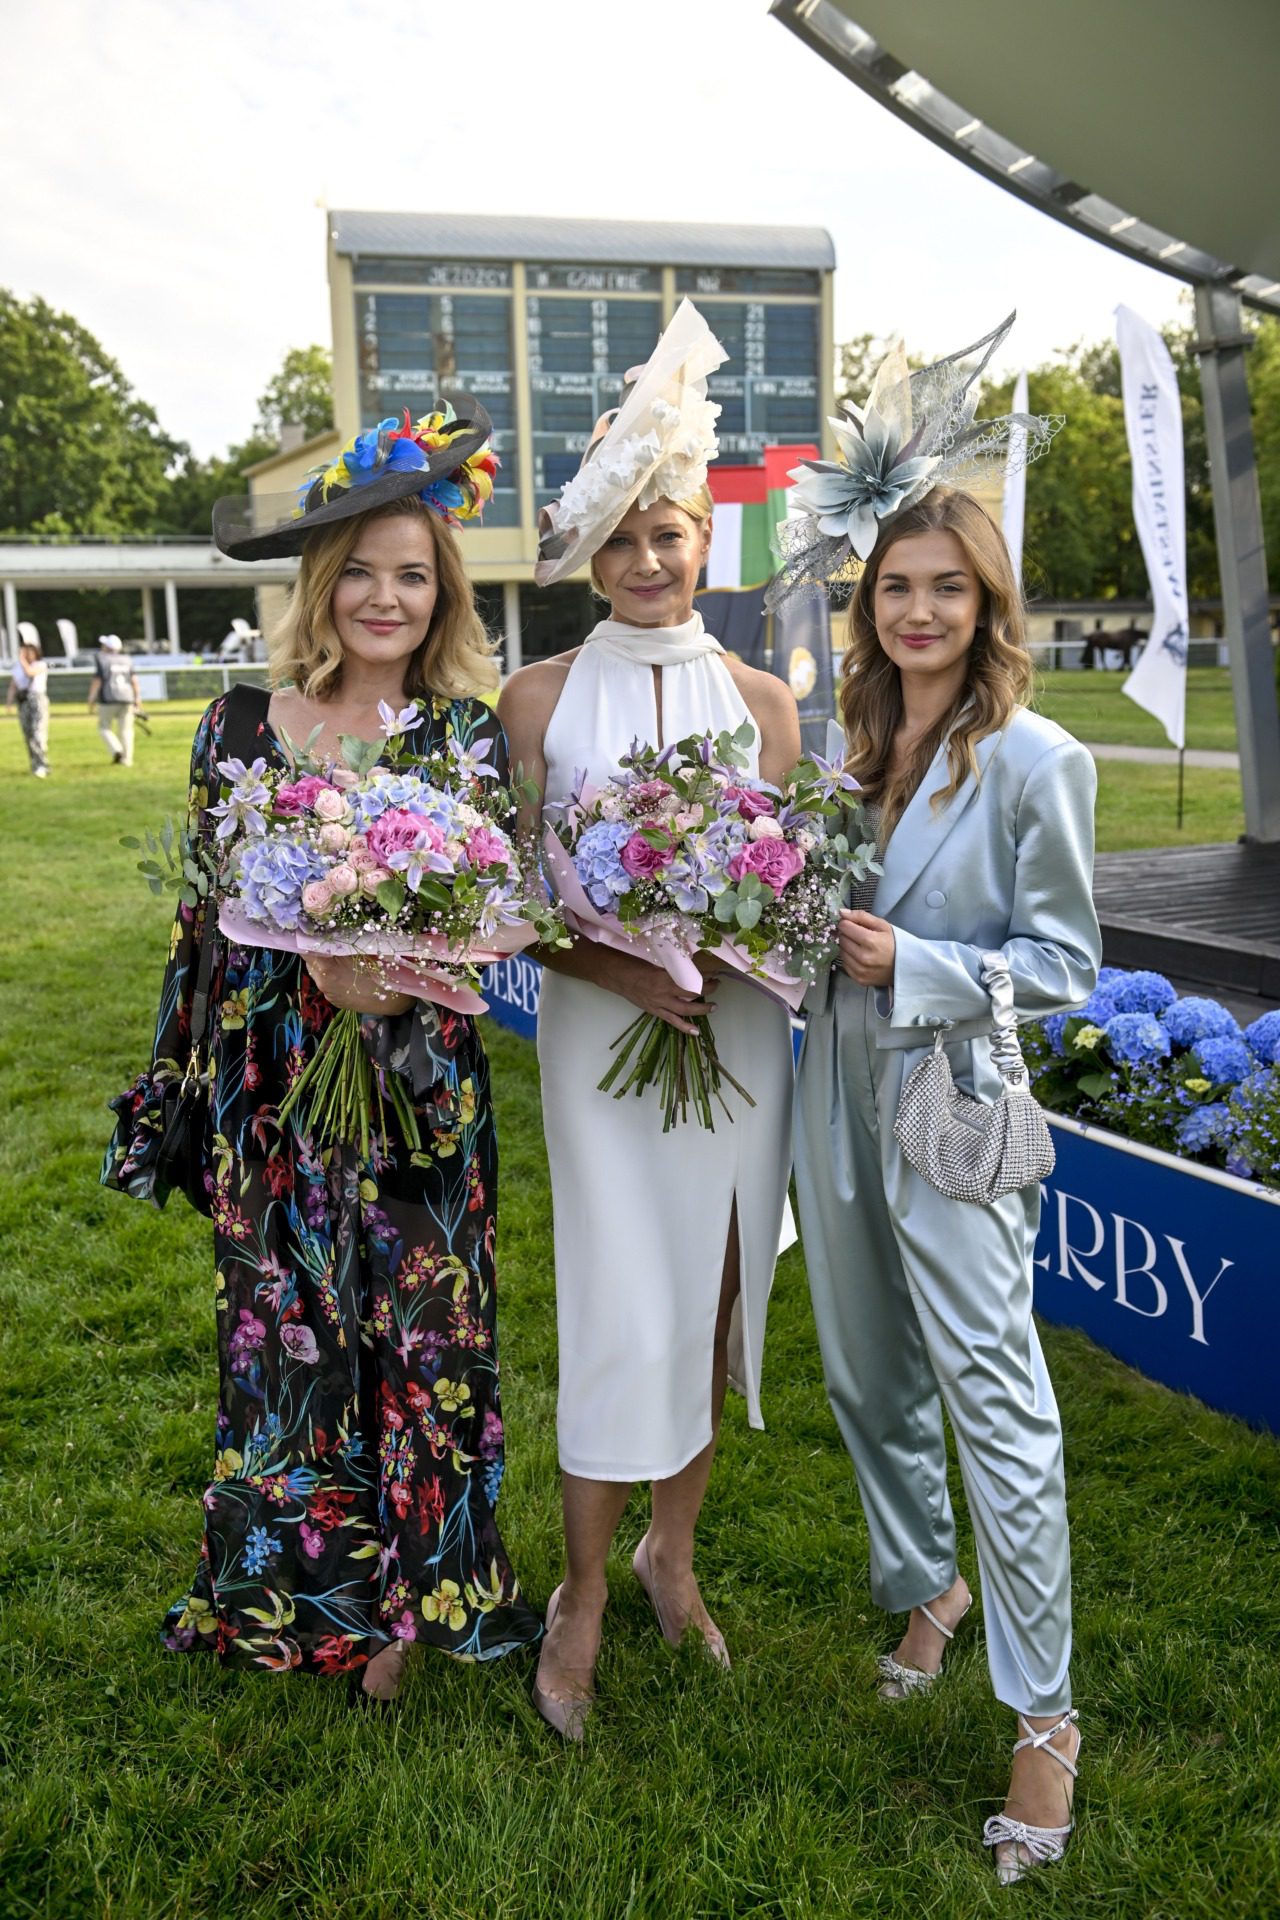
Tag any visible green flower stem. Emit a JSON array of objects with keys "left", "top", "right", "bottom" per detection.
[
  {"left": 597, "top": 1011, "right": 757, "bottom": 1131},
  {"left": 274, "top": 1008, "right": 423, "bottom": 1156}
]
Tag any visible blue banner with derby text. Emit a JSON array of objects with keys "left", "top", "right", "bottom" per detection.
[
  {"left": 1034, "top": 1116, "right": 1280, "bottom": 1435},
  {"left": 481, "top": 961, "right": 1279, "bottom": 1435}
]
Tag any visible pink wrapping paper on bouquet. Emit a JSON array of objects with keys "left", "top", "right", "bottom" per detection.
[
  {"left": 541, "top": 829, "right": 807, "bottom": 1014},
  {"left": 218, "top": 901, "right": 538, "bottom": 1016}
]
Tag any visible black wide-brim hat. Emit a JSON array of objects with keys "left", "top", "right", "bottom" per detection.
[{"left": 212, "top": 390, "right": 494, "bottom": 562}]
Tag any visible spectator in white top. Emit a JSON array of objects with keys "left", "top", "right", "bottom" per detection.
[
  {"left": 5, "top": 636, "right": 51, "bottom": 776},
  {"left": 88, "top": 635, "right": 142, "bottom": 765}
]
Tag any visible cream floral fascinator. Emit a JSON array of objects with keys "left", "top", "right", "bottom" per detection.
[
  {"left": 534, "top": 299, "right": 727, "bottom": 587},
  {"left": 766, "top": 313, "right": 1062, "bottom": 610}
]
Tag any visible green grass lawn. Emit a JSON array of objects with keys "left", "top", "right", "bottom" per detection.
[
  {"left": 1032, "top": 667, "right": 1240, "bottom": 753},
  {"left": 2, "top": 712, "right": 1278, "bottom": 1919}
]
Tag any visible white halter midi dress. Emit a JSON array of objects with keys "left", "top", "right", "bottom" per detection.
[{"left": 538, "top": 614, "right": 795, "bottom": 1481}]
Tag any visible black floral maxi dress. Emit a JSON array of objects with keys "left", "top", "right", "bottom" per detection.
[{"left": 102, "top": 691, "right": 542, "bottom": 1674}]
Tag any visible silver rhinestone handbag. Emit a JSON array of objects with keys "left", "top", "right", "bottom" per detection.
[{"left": 893, "top": 951, "right": 1055, "bottom": 1204}]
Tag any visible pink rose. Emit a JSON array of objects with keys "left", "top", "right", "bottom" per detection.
[
  {"left": 673, "top": 805, "right": 704, "bottom": 831},
  {"left": 620, "top": 832, "right": 675, "bottom": 880},
  {"left": 723, "top": 786, "right": 776, "bottom": 822},
  {"left": 329, "top": 766, "right": 360, "bottom": 790},
  {"left": 747, "top": 815, "right": 785, "bottom": 841},
  {"left": 301, "top": 879, "right": 334, "bottom": 916},
  {"left": 348, "top": 844, "right": 379, "bottom": 873},
  {"left": 314, "top": 787, "right": 348, "bottom": 822},
  {"left": 328, "top": 863, "right": 358, "bottom": 897},
  {"left": 464, "top": 826, "right": 511, "bottom": 870},
  {"left": 728, "top": 838, "right": 805, "bottom": 894},
  {"left": 360, "top": 866, "right": 394, "bottom": 894},
  {"left": 317, "top": 823, "right": 350, "bottom": 854},
  {"left": 366, "top": 807, "right": 444, "bottom": 865},
  {"left": 276, "top": 774, "right": 337, "bottom": 815}
]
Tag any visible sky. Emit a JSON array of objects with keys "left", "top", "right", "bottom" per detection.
[{"left": 4, "top": 0, "right": 1187, "bottom": 460}]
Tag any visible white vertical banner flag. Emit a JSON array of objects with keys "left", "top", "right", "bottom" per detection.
[
  {"left": 1117, "top": 304, "right": 1188, "bottom": 748},
  {"left": 1001, "top": 369, "right": 1028, "bottom": 589}
]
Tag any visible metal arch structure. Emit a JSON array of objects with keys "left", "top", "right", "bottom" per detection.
[{"left": 772, "top": 0, "right": 1280, "bottom": 842}]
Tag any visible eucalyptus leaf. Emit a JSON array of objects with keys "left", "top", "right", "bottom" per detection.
[
  {"left": 713, "top": 892, "right": 739, "bottom": 924},
  {"left": 735, "top": 897, "right": 763, "bottom": 931},
  {"left": 119, "top": 834, "right": 141, "bottom": 851}
]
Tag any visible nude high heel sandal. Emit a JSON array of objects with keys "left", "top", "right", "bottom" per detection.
[
  {"left": 531, "top": 1586, "right": 594, "bottom": 1743},
  {"left": 982, "top": 1709, "right": 1081, "bottom": 1886},
  {"left": 875, "top": 1595, "right": 972, "bottom": 1701},
  {"left": 633, "top": 1533, "right": 730, "bottom": 1670}
]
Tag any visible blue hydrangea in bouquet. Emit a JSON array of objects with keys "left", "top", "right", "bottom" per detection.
[
  {"left": 194, "top": 701, "right": 561, "bottom": 1155},
  {"left": 543, "top": 723, "right": 879, "bottom": 1129}
]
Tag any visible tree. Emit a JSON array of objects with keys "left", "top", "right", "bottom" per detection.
[
  {"left": 155, "top": 433, "right": 276, "bottom": 539},
  {"left": 254, "top": 343, "right": 334, "bottom": 444},
  {"left": 0, "top": 290, "right": 181, "bottom": 536}
]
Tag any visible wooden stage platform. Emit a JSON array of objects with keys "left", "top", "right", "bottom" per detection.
[{"left": 1093, "top": 842, "right": 1280, "bottom": 1010}]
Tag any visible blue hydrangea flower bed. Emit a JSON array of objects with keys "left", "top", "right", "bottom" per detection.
[{"left": 1024, "top": 969, "right": 1280, "bottom": 1189}]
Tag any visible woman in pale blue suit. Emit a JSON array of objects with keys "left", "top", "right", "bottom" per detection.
[{"left": 791, "top": 482, "right": 1100, "bottom": 1884}]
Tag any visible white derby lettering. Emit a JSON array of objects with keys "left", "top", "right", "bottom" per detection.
[
  {"left": 1034, "top": 1186, "right": 1233, "bottom": 1348},
  {"left": 483, "top": 956, "right": 542, "bottom": 1019}
]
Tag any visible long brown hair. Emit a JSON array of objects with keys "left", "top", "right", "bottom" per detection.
[
  {"left": 269, "top": 496, "right": 498, "bottom": 700},
  {"left": 838, "top": 488, "right": 1032, "bottom": 838}
]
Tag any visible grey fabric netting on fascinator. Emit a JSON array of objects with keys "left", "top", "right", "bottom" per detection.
[{"left": 765, "top": 313, "right": 1063, "bottom": 612}]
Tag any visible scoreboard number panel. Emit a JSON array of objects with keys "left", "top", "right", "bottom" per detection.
[
  {"left": 528, "top": 295, "right": 662, "bottom": 510},
  {"left": 356, "top": 290, "right": 521, "bottom": 527},
  {"left": 706, "top": 301, "right": 820, "bottom": 456},
  {"left": 352, "top": 263, "right": 823, "bottom": 525}
]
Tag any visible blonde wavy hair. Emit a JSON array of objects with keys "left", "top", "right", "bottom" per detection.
[
  {"left": 588, "top": 483, "right": 715, "bottom": 598},
  {"left": 839, "top": 488, "right": 1032, "bottom": 839},
  {"left": 269, "top": 496, "right": 498, "bottom": 700}
]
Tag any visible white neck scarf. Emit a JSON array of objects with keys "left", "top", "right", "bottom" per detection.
[{"left": 584, "top": 611, "right": 723, "bottom": 668}]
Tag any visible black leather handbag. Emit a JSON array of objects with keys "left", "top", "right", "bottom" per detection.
[{"left": 153, "top": 683, "right": 271, "bottom": 1214}]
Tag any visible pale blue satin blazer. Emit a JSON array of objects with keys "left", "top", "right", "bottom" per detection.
[{"left": 845, "top": 707, "right": 1102, "bottom": 1044}]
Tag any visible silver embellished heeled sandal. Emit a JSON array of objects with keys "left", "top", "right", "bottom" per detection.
[
  {"left": 982, "top": 1708, "right": 1081, "bottom": 1886},
  {"left": 876, "top": 1595, "right": 972, "bottom": 1701}
]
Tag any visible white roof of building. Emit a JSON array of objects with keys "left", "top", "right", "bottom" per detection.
[{"left": 329, "top": 209, "right": 835, "bottom": 270}]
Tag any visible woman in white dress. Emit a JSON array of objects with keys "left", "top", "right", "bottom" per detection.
[{"left": 499, "top": 303, "right": 800, "bottom": 1737}]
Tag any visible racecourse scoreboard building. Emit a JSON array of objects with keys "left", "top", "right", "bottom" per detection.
[{"left": 252, "top": 211, "right": 835, "bottom": 664}]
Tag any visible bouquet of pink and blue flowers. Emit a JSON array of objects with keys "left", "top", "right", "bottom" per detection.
[
  {"left": 543, "top": 723, "right": 879, "bottom": 1129},
  {"left": 202, "top": 700, "right": 561, "bottom": 1152}
]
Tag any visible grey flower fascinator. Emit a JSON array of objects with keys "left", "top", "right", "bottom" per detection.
[{"left": 765, "top": 313, "right": 1062, "bottom": 611}]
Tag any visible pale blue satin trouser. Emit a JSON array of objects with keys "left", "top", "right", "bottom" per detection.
[{"left": 794, "top": 977, "right": 1073, "bottom": 1716}]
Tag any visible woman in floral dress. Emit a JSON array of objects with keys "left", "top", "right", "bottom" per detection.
[{"left": 103, "top": 401, "right": 541, "bottom": 1702}]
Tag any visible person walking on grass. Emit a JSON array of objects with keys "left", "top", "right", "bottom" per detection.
[
  {"left": 102, "top": 398, "right": 541, "bottom": 1707},
  {"left": 6, "top": 636, "right": 50, "bottom": 777},
  {"left": 773, "top": 321, "right": 1100, "bottom": 1886},
  {"left": 87, "top": 633, "right": 142, "bottom": 765}
]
